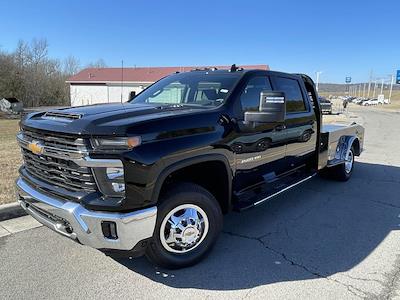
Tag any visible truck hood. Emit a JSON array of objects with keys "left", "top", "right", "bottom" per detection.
[{"left": 22, "top": 102, "right": 212, "bottom": 136}]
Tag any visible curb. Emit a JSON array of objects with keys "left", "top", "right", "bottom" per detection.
[{"left": 0, "top": 202, "right": 27, "bottom": 221}]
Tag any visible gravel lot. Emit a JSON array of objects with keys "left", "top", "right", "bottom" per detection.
[{"left": 1, "top": 107, "right": 400, "bottom": 299}]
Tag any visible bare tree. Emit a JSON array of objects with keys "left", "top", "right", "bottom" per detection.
[
  {"left": 0, "top": 38, "right": 80, "bottom": 107},
  {"left": 29, "top": 39, "right": 48, "bottom": 65},
  {"left": 86, "top": 58, "right": 107, "bottom": 68},
  {"left": 63, "top": 56, "right": 81, "bottom": 76}
]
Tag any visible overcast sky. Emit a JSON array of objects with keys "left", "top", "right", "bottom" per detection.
[{"left": 0, "top": 0, "right": 399, "bottom": 83}]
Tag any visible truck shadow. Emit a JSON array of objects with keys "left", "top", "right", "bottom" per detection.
[{"left": 113, "top": 161, "right": 400, "bottom": 290}]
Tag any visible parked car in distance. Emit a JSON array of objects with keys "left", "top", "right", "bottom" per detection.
[
  {"left": 362, "top": 98, "right": 379, "bottom": 106},
  {"left": 319, "top": 96, "right": 333, "bottom": 114},
  {"left": 353, "top": 98, "right": 364, "bottom": 104}
]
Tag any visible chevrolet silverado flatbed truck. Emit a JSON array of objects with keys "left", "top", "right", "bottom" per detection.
[{"left": 16, "top": 66, "right": 364, "bottom": 269}]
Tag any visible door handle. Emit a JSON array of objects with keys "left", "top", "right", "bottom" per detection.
[{"left": 274, "top": 124, "right": 286, "bottom": 131}]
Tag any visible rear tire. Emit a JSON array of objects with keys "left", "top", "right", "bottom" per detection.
[
  {"left": 329, "top": 147, "right": 355, "bottom": 181},
  {"left": 146, "top": 183, "right": 223, "bottom": 269}
]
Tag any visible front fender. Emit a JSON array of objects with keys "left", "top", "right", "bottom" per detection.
[{"left": 121, "top": 133, "right": 234, "bottom": 211}]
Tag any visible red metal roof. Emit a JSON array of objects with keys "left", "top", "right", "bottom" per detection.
[{"left": 66, "top": 65, "right": 269, "bottom": 83}]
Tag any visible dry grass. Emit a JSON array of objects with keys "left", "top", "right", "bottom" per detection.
[{"left": 0, "top": 119, "right": 21, "bottom": 205}]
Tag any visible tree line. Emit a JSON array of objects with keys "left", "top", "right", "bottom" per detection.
[{"left": 0, "top": 39, "right": 106, "bottom": 107}]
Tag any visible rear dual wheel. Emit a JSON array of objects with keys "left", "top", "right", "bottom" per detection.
[{"left": 329, "top": 147, "right": 355, "bottom": 181}]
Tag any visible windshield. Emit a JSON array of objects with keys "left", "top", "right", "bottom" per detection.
[{"left": 130, "top": 72, "right": 241, "bottom": 107}]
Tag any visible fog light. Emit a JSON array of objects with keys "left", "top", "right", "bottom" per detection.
[
  {"left": 101, "top": 221, "right": 118, "bottom": 240},
  {"left": 92, "top": 166, "right": 126, "bottom": 197},
  {"left": 111, "top": 182, "right": 125, "bottom": 193}
]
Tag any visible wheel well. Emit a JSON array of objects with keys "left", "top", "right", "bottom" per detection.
[
  {"left": 159, "top": 161, "right": 231, "bottom": 214},
  {"left": 352, "top": 138, "right": 361, "bottom": 156}
]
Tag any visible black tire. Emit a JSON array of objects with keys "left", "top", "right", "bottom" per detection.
[
  {"left": 146, "top": 183, "right": 223, "bottom": 269},
  {"left": 329, "top": 147, "right": 355, "bottom": 181}
]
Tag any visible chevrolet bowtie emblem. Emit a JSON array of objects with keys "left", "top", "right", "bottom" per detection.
[{"left": 28, "top": 141, "right": 44, "bottom": 155}]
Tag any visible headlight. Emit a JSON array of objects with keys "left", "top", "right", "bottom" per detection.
[
  {"left": 91, "top": 136, "right": 141, "bottom": 151},
  {"left": 93, "top": 166, "right": 125, "bottom": 197},
  {"left": 90, "top": 137, "right": 140, "bottom": 197}
]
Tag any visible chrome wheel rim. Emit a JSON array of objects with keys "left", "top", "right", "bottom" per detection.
[
  {"left": 160, "top": 204, "right": 209, "bottom": 254},
  {"left": 345, "top": 150, "right": 354, "bottom": 174}
]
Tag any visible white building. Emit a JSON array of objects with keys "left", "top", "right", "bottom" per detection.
[{"left": 66, "top": 65, "right": 269, "bottom": 106}]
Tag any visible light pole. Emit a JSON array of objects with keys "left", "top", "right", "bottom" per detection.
[
  {"left": 389, "top": 75, "right": 394, "bottom": 104},
  {"left": 367, "top": 70, "right": 372, "bottom": 98},
  {"left": 315, "top": 71, "right": 322, "bottom": 92},
  {"left": 362, "top": 83, "right": 366, "bottom": 98}
]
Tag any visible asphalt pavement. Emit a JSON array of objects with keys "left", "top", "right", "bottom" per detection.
[{"left": 1, "top": 107, "right": 400, "bottom": 300}]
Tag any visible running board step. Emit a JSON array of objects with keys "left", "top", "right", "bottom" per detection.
[{"left": 233, "top": 171, "right": 317, "bottom": 211}]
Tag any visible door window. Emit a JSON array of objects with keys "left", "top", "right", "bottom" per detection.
[
  {"left": 273, "top": 77, "right": 307, "bottom": 113},
  {"left": 240, "top": 76, "right": 272, "bottom": 112}
]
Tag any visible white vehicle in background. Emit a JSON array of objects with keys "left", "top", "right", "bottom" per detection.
[
  {"left": 354, "top": 98, "right": 364, "bottom": 104},
  {"left": 377, "top": 94, "right": 385, "bottom": 105},
  {"left": 362, "top": 98, "right": 379, "bottom": 106}
]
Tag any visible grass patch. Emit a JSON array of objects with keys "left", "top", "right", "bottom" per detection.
[{"left": 0, "top": 119, "right": 21, "bottom": 205}]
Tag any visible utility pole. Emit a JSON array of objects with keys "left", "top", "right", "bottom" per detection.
[
  {"left": 373, "top": 80, "right": 377, "bottom": 97},
  {"left": 389, "top": 75, "right": 394, "bottom": 104},
  {"left": 367, "top": 70, "right": 372, "bottom": 98},
  {"left": 380, "top": 78, "right": 384, "bottom": 95},
  {"left": 362, "top": 83, "right": 366, "bottom": 98},
  {"left": 120, "top": 59, "right": 124, "bottom": 103},
  {"left": 315, "top": 71, "right": 322, "bottom": 92}
]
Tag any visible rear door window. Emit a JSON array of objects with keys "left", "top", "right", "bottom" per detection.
[{"left": 273, "top": 77, "right": 307, "bottom": 113}]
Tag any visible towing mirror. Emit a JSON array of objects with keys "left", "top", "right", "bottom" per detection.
[{"left": 244, "top": 91, "right": 286, "bottom": 123}]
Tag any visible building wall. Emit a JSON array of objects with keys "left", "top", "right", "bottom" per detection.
[{"left": 70, "top": 83, "right": 150, "bottom": 106}]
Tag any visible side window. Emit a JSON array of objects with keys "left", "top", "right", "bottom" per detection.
[
  {"left": 274, "top": 77, "right": 307, "bottom": 113},
  {"left": 240, "top": 76, "right": 272, "bottom": 112}
]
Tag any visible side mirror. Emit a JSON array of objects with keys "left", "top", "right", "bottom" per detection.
[{"left": 244, "top": 91, "right": 286, "bottom": 123}]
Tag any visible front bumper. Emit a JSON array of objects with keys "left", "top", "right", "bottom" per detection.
[{"left": 16, "top": 177, "right": 157, "bottom": 251}]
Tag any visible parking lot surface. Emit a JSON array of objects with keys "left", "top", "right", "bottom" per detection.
[{"left": 1, "top": 108, "right": 400, "bottom": 300}]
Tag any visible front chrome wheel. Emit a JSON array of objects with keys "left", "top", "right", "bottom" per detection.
[{"left": 160, "top": 204, "right": 209, "bottom": 254}]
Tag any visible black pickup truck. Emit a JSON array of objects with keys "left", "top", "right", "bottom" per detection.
[{"left": 16, "top": 66, "right": 364, "bottom": 269}]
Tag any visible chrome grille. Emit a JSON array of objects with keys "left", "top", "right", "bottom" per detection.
[
  {"left": 19, "top": 129, "right": 96, "bottom": 193},
  {"left": 21, "top": 129, "right": 87, "bottom": 152}
]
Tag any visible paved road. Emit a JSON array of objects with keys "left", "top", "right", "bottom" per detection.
[{"left": 1, "top": 108, "right": 400, "bottom": 300}]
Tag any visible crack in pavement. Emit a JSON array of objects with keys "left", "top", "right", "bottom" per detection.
[
  {"left": 302, "top": 186, "right": 400, "bottom": 210},
  {"left": 370, "top": 254, "right": 400, "bottom": 300},
  {"left": 341, "top": 274, "right": 384, "bottom": 286},
  {"left": 222, "top": 230, "right": 371, "bottom": 299}
]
